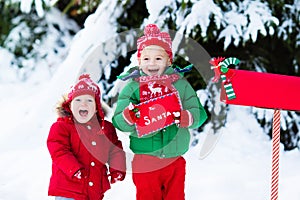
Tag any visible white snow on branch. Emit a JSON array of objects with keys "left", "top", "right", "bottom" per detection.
[
  {"left": 219, "top": 1, "right": 279, "bottom": 49},
  {"left": 178, "top": 0, "right": 222, "bottom": 36},
  {"left": 19, "top": 0, "right": 49, "bottom": 17}
]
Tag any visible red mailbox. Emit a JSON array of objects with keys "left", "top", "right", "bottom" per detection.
[{"left": 220, "top": 69, "right": 300, "bottom": 111}]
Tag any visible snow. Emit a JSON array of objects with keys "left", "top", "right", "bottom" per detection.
[
  {"left": 19, "top": 0, "right": 48, "bottom": 17},
  {"left": 1, "top": 0, "right": 300, "bottom": 200},
  {"left": 179, "top": 0, "right": 222, "bottom": 37},
  {"left": 145, "top": 0, "right": 172, "bottom": 24},
  {"left": 218, "top": 0, "right": 279, "bottom": 49}
]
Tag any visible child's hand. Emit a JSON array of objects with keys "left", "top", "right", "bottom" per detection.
[
  {"left": 73, "top": 170, "right": 83, "bottom": 180},
  {"left": 173, "top": 110, "right": 193, "bottom": 128},
  {"left": 123, "top": 103, "right": 140, "bottom": 125},
  {"left": 128, "top": 102, "right": 135, "bottom": 111},
  {"left": 128, "top": 102, "right": 140, "bottom": 118},
  {"left": 73, "top": 169, "right": 87, "bottom": 180},
  {"left": 109, "top": 171, "right": 125, "bottom": 184},
  {"left": 173, "top": 111, "right": 181, "bottom": 124}
]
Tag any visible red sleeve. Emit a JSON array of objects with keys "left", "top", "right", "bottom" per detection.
[
  {"left": 47, "top": 121, "right": 83, "bottom": 178},
  {"left": 103, "top": 121, "right": 126, "bottom": 174}
]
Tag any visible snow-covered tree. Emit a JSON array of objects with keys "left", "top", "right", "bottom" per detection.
[{"left": 0, "top": 0, "right": 79, "bottom": 81}]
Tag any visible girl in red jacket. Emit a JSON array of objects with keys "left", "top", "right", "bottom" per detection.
[{"left": 47, "top": 74, "right": 126, "bottom": 200}]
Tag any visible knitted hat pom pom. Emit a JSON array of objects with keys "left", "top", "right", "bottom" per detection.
[{"left": 144, "top": 24, "right": 160, "bottom": 36}]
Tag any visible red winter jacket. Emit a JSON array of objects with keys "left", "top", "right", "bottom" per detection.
[{"left": 47, "top": 116, "right": 126, "bottom": 200}]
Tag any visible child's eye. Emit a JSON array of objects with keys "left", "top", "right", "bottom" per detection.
[
  {"left": 156, "top": 57, "right": 162, "bottom": 60},
  {"left": 88, "top": 99, "right": 94, "bottom": 102},
  {"left": 75, "top": 99, "right": 81, "bottom": 102}
]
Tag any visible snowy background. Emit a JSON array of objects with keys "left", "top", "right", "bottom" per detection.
[{"left": 1, "top": 0, "right": 300, "bottom": 200}]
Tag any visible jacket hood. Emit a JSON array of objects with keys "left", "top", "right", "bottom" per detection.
[
  {"left": 56, "top": 95, "right": 71, "bottom": 118},
  {"left": 55, "top": 95, "right": 108, "bottom": 119}
]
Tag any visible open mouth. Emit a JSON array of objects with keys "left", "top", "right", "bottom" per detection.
[
  {"left": 149, "top": 69, "right": 159, "bottom": 72},
  {"left": 79, "top": 110, "right": 88, "bottom": 117},
  {"left": 148, "top": 69, "right": 159, "bottom": 74}
]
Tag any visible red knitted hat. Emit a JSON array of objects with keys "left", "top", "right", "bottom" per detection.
[
  {"left": 137, "top": 24, "right": 173, "bottom": 63},
  {"left": 67, "top": 74, "right": 104, "bottom": 120}
]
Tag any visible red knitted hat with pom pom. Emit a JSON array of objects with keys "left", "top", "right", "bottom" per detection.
[
  {"left": 67, "top": 74, "right": 105, "bottom": 120},
  {"left": 137, "top": 24, "right": 173, "bottom": 63}
]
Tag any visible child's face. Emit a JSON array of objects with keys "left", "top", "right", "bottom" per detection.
[
  {"left": 139, "top": 45, "right": 171, "bottom": 76},
  {"left": 70, "top": 94, "right": 97, "bottom": 123}
]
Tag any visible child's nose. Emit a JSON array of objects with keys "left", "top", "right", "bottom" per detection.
[
  {"left": 82, "top": 100, "right": 89, "bottom": 105},
  {"left": 149, "top": 59, "right": 155, "bottom": 65}
]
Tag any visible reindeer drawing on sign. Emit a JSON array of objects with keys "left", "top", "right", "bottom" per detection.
[{"left": 148, "top": 81, "right": 162, "bottom": 97}]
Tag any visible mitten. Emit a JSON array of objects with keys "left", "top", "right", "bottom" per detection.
[
  {"left": 73, "top": 169, "right": 83, "bottom": 180},
  {"left": 109, "top": 171, "right": 125, "bottom": 184},
  {"left": 173, "top": 110, "right": 193, "bottom": 128},
  {"left": 123, "top": 102, "right": 140, "bottom": 125},
  {"left": 73, "top": 169, "right": 86, "bottom": 180}
]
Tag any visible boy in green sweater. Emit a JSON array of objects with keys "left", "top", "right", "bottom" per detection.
[{"left": 112, "top": 24, "right": 207, "bottom": 200}]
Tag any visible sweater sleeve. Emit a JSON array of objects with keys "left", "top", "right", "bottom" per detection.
[
  {"left": 112, "top": 81, "right": 139, "bottom": 133},
  {"left": 47, "top": 121, "right": 83, "bottom": 178}
]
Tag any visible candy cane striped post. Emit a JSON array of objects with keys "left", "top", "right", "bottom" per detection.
[
  {"left": 270, "top": 109, "right": 281, "bottom": 200},
  {"left": 220, "top": 75, "right": 236, "bottom": 100}
]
